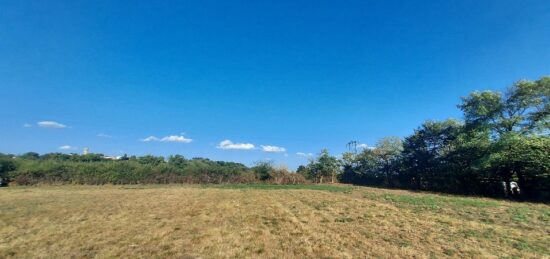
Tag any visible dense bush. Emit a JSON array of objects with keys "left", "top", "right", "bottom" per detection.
[
  {"left": 268, "top": 166, "right": 307, "bottom": 184},
  {"left": 0, "top": 156, "right": 16, "bottom": 186},
  {"left": 0, "top": 154, "right": 305, "bottom": 186}
]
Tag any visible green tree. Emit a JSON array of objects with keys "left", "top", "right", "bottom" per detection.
[
  {"left": 0, "top": 157, "right": 16, "bottom": 185},
  {"left": 459, "top": 76, "right": 549, "bottom": 136},
  {"left": 137, "top": 155, "right": 164, "bottom": 166},
  {"left": 458, "top": 76, "right": 549, "bottom": 197},
  {"left": 252, "top": 161, "right": 274, "bottom": 181},
  {"left": 40, "top": 153, "right": 72, "bottom": 161},
  {"left": 168, "top": 155, "right": 187, "bottom": 168},
  {"left": 20, "top": 152, "right": 40, "bottom": 160},
  {"left": 340, "top": 148, "right": 378, "bottom": 185},
  {"left": 309, "top": 149, "right": 341, "bottom": 183},
  {"left": 401, "top": 119, "right": 462, "bottom": 190},
  {"left": 487, "top": 134, "right": 550, "bottom": 200},
  {"left": 373, "top": 137, "right": 403, "bottom": 186},
  {"left": 445, "top": 126, "right": 492, "bottom": 194},
  {"left": 296, "top": 165, "right": 308, "bottom": 176}
]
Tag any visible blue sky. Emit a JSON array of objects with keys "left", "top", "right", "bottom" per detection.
[{"left": 1, "top": 0, "right": 549, "bottom": 168}]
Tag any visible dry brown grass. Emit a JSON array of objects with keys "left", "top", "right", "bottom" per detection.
[{"left": 1, "top": 185, "right": 549, "bottom": 258}]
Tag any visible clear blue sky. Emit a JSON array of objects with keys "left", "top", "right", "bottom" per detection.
[{"left": 1, "top": 0, "right": 549, "bottom": 168}]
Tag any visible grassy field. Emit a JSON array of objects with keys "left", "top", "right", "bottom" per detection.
[{"left": 1, "top": 185, "right": 549, "bottom": 258}]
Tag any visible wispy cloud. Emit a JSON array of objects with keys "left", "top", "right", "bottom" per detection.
[
  {"left": 23, "top": 123, "right": 32, "bottom": 128},
  {"left": 217, "top": 140, "right": 255, "bottom": 150},
  {"left": 37, "top": 121, "right": 66, "bottom": 128},
  {"left": 160, "top": 135, "right": 192, "bottom": 143},
  {"left": 261, "top": 145, "right": 286, "bottom": 153},
  {"left": 140, "top": 135, "right": 192, "bottom": 143},
  {"left": 59, "top": 145, "right": 77, "bottom": 150},
  {"left": 97, "top": 133, "right": 113, "bottom": 138},
  {"left": 357, "top": 143, "right": 369, "bottom": 149},
  {"left": 357, "top": 143, "right": 375, "bottom": 150},
  {"left": 140, "top": 136, "right": 159, "bottom": 142},
  {"left": 296, "top": 152, "right": 313, "bottom": 157}
]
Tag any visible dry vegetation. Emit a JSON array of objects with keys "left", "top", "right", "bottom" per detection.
[{"left": 1, "top": 185, "right": 549, "bottom": 258}]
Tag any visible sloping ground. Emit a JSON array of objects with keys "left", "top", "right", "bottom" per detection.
[{"left": 0, "top": 185, "right": 548, "bottom": 258}]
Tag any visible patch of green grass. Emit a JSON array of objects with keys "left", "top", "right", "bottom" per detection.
[
  {"left": 397, "top": 240, "right": 412, "bottom": 248},
  {"left": 313, "top": 201, "right": 330, "bottom": 210},
  {"left": 443, "top": 248, "right": 456, "bottom": 256},
  {"left": 537, "top": 208, "right": 550, "bottom": 222},
  {"left": 507, "top": 207, "right": 532, "bottom": 223},
  {"left": 457, "top": 228, "right": 497, "bottom": 240},
  {"left": 505, "top": 237, "right": 549, "bottom": 254},
  {"left": 459, "top": 229, "right": 481, "bottom": 239},
  {"left": 363, "top": 192, "right": 499, "bottom": 211},
  {"left": 446, "top": 197, "right": 500, "bottom": 208},
  {"left": 382, "top": 194, "right": 440, "bottom": 210},
  {"left": 203, "top": 183, "right": 354, "bottom": 193},
  {"left": 334, "top": 217, "right": 354, "bottom": 223},
  {"left": 482, "top": 228, "right": 497, "bottom": 239}
]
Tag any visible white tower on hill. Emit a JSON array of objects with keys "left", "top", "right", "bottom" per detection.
[{"left": 83, "top": 148, "right": 90, "bottom": 155}]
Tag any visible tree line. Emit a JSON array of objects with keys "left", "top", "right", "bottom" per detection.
[
  {"left": 298, "top": 76, "right": 549, "bottom": 201},
  {"left": 0, "top": 153, "right": 305, "bottom": 185}
]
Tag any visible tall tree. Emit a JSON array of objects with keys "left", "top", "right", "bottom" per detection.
[
  {"left": 458, "top": 76, "right": 550, "bottom": 136},
  {"left": 309, "top": 149, "right": 341, "bottom": 183},
  {"left": 372, "top": 137, "right": 403, "bottom": 186},
  {"left": 486, "top": 134, "right": 550, "bottom": 200},
  {"left": 401, "top": 119, "right": 462, "bottom": 190}
]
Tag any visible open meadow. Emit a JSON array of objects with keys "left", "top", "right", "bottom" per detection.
[{"left": 1, "top": 184, "right": 549, "bottom": 258}]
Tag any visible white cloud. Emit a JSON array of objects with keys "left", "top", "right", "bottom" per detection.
[
  {"left": 140, "top": 136, "right": 159, "bottom": 142},
  {"left": 59, "top": 145, "right": 77, "bottom": 150},
  {"left": 358, "top": 143, "right": 375, "bottom": 150},
  {"left": 141, "top": 135, "right": 192, "bottom": 143},
  {"left": 97, "top": 133, "right": 113, "bottom": 138},
  {"left": 217, "top": 140, "right": 255, "bottom": 150},
  {"left": 37, "top": 121, "right": 66, "bottom": 128},
  {"left": 296, "top": 152, "right": 313, "bottom": 157},
  {"left": 160, "top": 135, "right": 192, "bottom": 143},
  {"left": 23, "top": 123, "right": 32, "bottom": 128},
  {"left": 260, "top": 145, "right": 286, "bottom": 153}
]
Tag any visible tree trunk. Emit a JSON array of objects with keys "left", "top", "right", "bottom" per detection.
[
  {"left": 517, "top": 177, "right": 525, "bottom": 195},
  {"left": 503, "top": 181, "right": 510, "bottom": 198}
]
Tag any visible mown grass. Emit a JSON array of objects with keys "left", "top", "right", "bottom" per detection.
[
  {"left": 0, "top": 185, "right": 548, "bottom": 258},
  {"left": 363, "top": 191, "right": 500, "bottom": 211},
  {"left": 203, "top": 183, "right": 354, "bottom": 192},
  {"left": 359, "top": 188, "right": 550, "bottom": 256}
]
